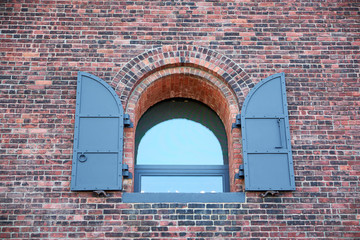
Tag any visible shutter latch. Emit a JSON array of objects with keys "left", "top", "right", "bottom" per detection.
[
  {"left": 232, "top": 114, "right": 241, "bottom": 129},
  {"left": 235, "top": 164, "right": 244, "bottom": 179},
  {"left": 122, "top": 164, "right": 132, "bottom": 179},
  {"left": 124, "top": 114, "right": 133, "bottom": 128}
]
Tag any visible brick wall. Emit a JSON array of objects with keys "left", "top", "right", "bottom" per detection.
[{"left": 1, "top": 0, "right": 359, "bottom": 239}]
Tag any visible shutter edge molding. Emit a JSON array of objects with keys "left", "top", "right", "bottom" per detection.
[
  {"left": 71, "top": 72, "right": 125, "bottom": 191},
  {"left": 241, "top": 72, "right": 296, "bottom": 191}
]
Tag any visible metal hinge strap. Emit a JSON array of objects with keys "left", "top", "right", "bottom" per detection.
[
  {"left": 232, "top": 114, "right": 241, "bottom": 129},
  {"left": 124, "top": 114, "right": 133, "bottom": 128},
  {"left": 235, "top": 164, "right": 244, "bottom": 179},
  {"left": 122, "top": 164, "right": 132, "bottom": 179}
]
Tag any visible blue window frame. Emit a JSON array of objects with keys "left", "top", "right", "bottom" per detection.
[
  {"left": 135, "top": 98, "right": 229, "bottom": 193},
  {"left": 135, "top": 165, "right": 230, "bottom": 193}
]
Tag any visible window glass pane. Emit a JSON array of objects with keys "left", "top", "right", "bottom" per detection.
[
  {"left": 141, "top": 176, "right": 223, "bottom": 193},
  {"left": 135, "top": 98, "right": 228, "bottom": 164},
  {"left": 137, "top": 119, "right": 223, "bottom": 165}
]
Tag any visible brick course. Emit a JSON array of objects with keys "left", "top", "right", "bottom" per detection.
[{"left": 1, "top": 0, "right": 359, "bottom": 239}]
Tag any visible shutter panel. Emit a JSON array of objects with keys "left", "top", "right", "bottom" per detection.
[
  {"left": 71, "top": 72, "right": 124, "bottom": 191},
  {"left": 241, "top": 73, "right": 295, "bottom": 191}
]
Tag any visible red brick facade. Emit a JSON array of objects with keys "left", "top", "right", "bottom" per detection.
[{"left": 1, "top": 0, "right": 359, "bottom": 239}]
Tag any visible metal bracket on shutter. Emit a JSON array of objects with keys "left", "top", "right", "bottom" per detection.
[
  {"left": 260, "top": 191, "right": 279, "bottom": 198},
  {"left": 94, "top": 190, "right": 108, "bottom": 197},
  {"left": 275, "top": 118, "right": 283, "bottom": 149},
  {"left": 124, "top": 114, "right": 133, "bottom": 128},
  {"left": 235, "top": 164, "right": 244, "bottom": 179},
  {"left": 78, "top": 152, "right": 87, "bottom": 163},
  {"left": 232, "top": 114, "right": 241, "bottom": 129},
  {"left": 122, "top": 164, "right": 132, "bottom": 179}
]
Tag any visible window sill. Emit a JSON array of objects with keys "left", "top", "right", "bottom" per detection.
[{"left": 122, "top": 192, "right": 245, "bottom": 203}]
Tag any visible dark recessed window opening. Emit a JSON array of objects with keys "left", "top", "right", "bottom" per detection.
[{"left": 135, "top": 98, "right": 229, "bottom": 193}]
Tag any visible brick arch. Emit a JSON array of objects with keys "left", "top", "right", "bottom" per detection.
[
  {"left": 122, "top": 68, "right": 243, "bottom": 193},
  {"left": 111, "top": 45, "right": 252, "bottom": 105},
  {"left": 125, "top": 67, "right": 239, "bottom": 123}
]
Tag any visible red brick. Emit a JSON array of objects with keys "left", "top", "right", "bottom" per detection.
[{"left": 1, "top": 0, "right": 359, "bottom": 239}]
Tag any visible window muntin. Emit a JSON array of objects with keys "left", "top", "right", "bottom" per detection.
[
  {"left": 135, "top": 165, "right": 229, "bottom": 193},
  {"left": 135, "top": 98, "right": 229, "bottom": 193}
]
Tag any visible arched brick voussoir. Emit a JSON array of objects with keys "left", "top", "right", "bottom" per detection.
[
  {"left": 125, "top": 67, "right": 239, "bottom": 120},
  {"left": 111, "top": 45, "right": 252, "bottom": 105}
]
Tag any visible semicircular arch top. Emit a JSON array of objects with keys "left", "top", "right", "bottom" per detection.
[{"left": 111, "top": 45, "right": 252, "bottom": 105}]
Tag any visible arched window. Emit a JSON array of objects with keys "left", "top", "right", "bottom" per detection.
[
  {"left": 135, "top": 98, "right": 229, "bottom": 193},
  {"left": 71, "top": 72, "right": 294, "bottom": 199}
]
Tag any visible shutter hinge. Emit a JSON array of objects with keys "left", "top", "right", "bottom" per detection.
[
  {"left": 122, "top": 164, "right": 132, "bottom": 179},
  {"left": 235, "top": 164, "right": 244, "bottom": 179},
  {"left": 232, "top": 114, "right": 241, "bottom": 129},
  {"left": 124, "top": 114, "right": 133, "bottom": 128}
]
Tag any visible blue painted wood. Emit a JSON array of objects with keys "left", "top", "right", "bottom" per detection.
[
  {"left": 241, "top": 73, "right": 296, "bottom": 191},
  {"left": 71, "top": 72, "right": 124, "bottom": 191}
]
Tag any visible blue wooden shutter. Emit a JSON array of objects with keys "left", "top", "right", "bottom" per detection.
[
  {"left": 71, "top": 72, "right": 124, "bottom": 191},
  {"left": 241, "top": 73, "right": 295, "bottom": 191}
]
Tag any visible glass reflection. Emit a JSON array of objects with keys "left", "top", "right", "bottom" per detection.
[
  {"left": 136, "top": 119, "right": 223, "bottom": 165},
  {"left": 141, "top": 176, "right": 223, "bottom": 193}
]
